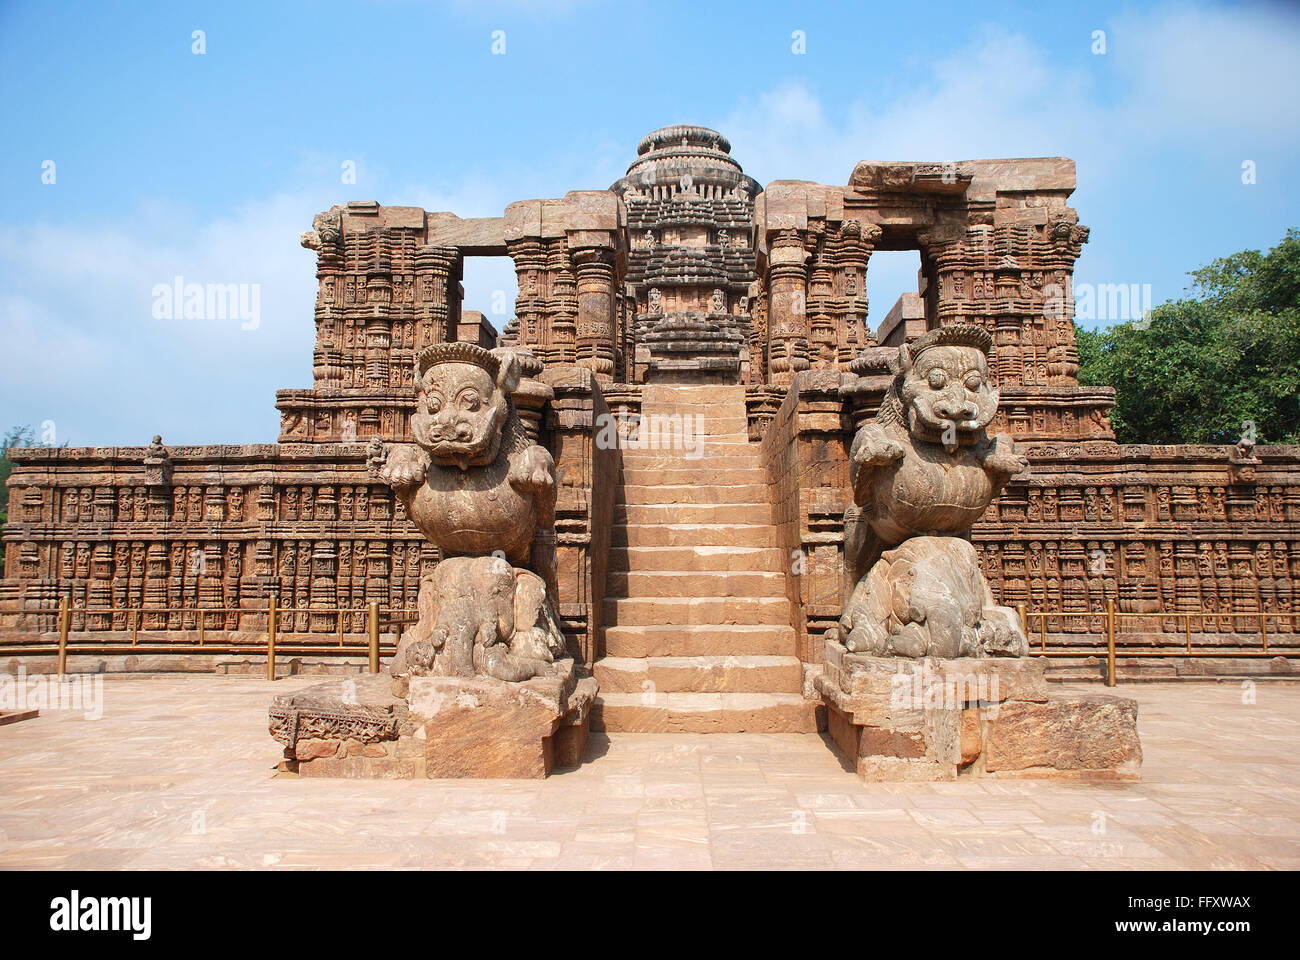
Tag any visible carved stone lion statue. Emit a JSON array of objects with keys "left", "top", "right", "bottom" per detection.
[
  {"left": 370, "top": 342, "right": 564, "bottom": 682},
  {"left": 839, "top": 324, "right": 1029, "bottom": 659}
]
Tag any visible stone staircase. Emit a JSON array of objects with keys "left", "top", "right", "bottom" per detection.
[{"left": 590, "top": 384, "right": 822, "bottom": 733}]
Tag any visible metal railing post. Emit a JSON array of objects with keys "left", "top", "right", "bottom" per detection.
[
  {"left": 368, "top": 601, "right": 380, "bottom": 674},
  {"left": 1016, "top": 603, "right": 1028, "bottom": 641},
  {"left": 267, "top": 594, "right": 278, "bottom": 681},
  {"left": 57, "top": 595, "right": 70, "bottom": 678},
  {"left": 1105, "top": 598, "right": 1117, "bottom": 687}
]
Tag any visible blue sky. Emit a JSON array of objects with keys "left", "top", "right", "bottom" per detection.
[{"left": 2, "top": 0, "right": 1298, "bottom": 445}]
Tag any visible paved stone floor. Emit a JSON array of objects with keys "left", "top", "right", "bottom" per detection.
[{"left": 0, "top": 674, "right": 1296, "bottom": 869}]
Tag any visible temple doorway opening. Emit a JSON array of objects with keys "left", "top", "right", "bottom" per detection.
[
  {"left": 459, "top": 256, "right": 516, "bottom": 347},
  {"left": 866, "top": 249, "right": 926, "bottom": 346}
]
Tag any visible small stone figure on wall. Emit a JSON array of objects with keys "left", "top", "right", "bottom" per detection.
[{"left": 143, "top": 434, "right": 172, "bottom": 486}]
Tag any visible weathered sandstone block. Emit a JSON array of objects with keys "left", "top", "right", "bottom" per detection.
[{"left": 816, "top": 638, "right": 1140, "bottom": 782}]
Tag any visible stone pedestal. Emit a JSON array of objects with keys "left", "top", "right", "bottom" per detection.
[
  {"left": 815, "top": 638, "right": 1142, "bottom": 782},
  {"left": 269, "top": 660, "right": 597, "bottom": 779}
]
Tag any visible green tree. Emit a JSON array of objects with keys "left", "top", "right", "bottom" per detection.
[{"left": 1077, "top": 229, "right": 1300, "bottom": 445}]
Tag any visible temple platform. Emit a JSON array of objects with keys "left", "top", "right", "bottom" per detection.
[{"left": 0, "top": 674, "right": 1294, "bottom": 869}]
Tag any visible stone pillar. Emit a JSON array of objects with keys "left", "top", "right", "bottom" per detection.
[
  {"left": 364, "top": 259, "right": 393, "bottom": 388},
  {"left": 144, "top": 542, "right": 168, "bottom": 630},
  {"left": 748, "top": 280, "right": 767, "bottom": 384},
  {"left": 314, "top": 230, "right": 345, "bottom": 389},
  {"left": 767, "top": 229, "right": 811, "bottom": 385},
  {"left": 572, "top": 246, "right": 617, "bottom": 384},
  {"left": 413, "top": 245, "right": 458, "bottom": 354},
  {"left": 835, "top": 220, "right": 879, "bottom": 367},
  {"left": 506, "top": 238, "right": 547, "bottom": 357},
  {"left": 547, "top": 240, "right": 578, "bottom": 367},
  {"left": 87, "top": 543, "right": 112, "bottom": 631}
]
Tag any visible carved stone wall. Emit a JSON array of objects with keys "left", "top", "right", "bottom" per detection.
[
  {"left": 3, "top": 130, "right": 1298, "bottom": 672},
  {"left": 760, "top": 376, "right": 1300, "bottom": 662},
  {"left": 1, "top": 195, "right": 621, "bottom": 660},
  {"left": 752, "top": 160, "right": 1115, "bottom": 441},
  {"left": 498, "top": 192, "right": 625, "bottom": 384},
  {"left": 1, "top": 443, "right": 427, "bottom": 637}
]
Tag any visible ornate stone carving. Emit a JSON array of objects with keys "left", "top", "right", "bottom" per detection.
[
  {"left": 839, "top": 325, "right": 1029, "bottom": 658},
  {"left": 143, "top": 435, "right": 172, "bottom": 486},
  {"left": 371, "top": 341, "right": 564, "bottom": 682}
]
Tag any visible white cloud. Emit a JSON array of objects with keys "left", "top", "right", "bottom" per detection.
[
  {"left": 718, "top": 3, "right": 1300, "bottom": 325},
  {"left": 724, "top": 5, "right": 1300, "bottom": 187}
]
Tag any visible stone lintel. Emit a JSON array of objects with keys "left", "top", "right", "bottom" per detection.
[
  {"left": 505, "top": 192, "right": 623, "bottom": 242},
  {"left": 424, "top": 213, "right": 508, "bottom": 255}
]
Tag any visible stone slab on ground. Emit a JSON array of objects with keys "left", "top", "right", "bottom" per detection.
[
  {"left": 816, "top": 640, "right": 1141, "bottom": 782},
  {"left": 268, "top": 667, "right": 597, "bottom": 779}
]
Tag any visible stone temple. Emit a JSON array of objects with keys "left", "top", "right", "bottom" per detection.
[{"left": 2, "top": 126, "right": 1297, "bottom": 777}]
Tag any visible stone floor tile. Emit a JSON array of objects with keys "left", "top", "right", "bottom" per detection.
[{"left": 0, "top": 675, "right": 1296, "bottom": 869}]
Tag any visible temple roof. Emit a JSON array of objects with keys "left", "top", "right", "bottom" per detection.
[{"left": 612, "top": 125, "right": 761, "bottom": 197}]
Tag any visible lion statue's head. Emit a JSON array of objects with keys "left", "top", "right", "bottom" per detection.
[
  {"left": 893, "top": 324, "right": 999, "bottom": 450},
  {"left": 410, "top": 342, "right": 521, "bottom": 470}
]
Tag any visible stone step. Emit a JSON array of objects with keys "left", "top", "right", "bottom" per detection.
[
  {"left": 621, "top": 430, "right": 749, "bottom": 447},
  {"left": 618, "top": 483, "right": 768, "bottom": 505},
  {"left": 635, "top": 410, "right": 747, "bottom": 428},
  {"left": 606, "top": 569, "right": 787, "bottom": 598},
  {"left": 593, "top": 655, "right": 803, "bottom": 693},
  {"left": 618, "top": 444, "right": 761, "bottom": 464},
  {"left": 604, "top": 624, "right": 797, "bottom": 657},
  {"left": 614, "top": 502, "right": 772, "bottom": 525},
  {"left": 640, "top": 385, "right": 748, "bottom": 405},
  {"left": 591, "top": 692, "right": 824, "bottom": 734},
  {"left": 609, "top": 545, "right": 786, "bottom": 572},
  {"left": 603, "top": 595, "right": 790, "bottom": 626},
  {"left": 611, "top": 523, "right": 773, "bottom": 548},
  {"left": 619, "top": 465, "right": 766, "bottom": 486}
]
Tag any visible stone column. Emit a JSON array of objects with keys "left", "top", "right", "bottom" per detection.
[
  {"left": 364, "top": 260, "right": 393, "bottom": 388},
  {"left": 573, "top": 246, "right": 617, "bottom": 384},
  {"left": 144, "top": 542, "right": 168, "bottom": 630},
  {"left": 919, "top": 226, "right": 980, "bottom": 330},
  {"left": 314, "top": 226, "right": 345, "bottom": 390},
  {"left": 547, "top": 240, "right": 578, "bottom": 367},
  {"left": 835, "top": 220, "right": 879, "bottom": 367},
  {"left": 506, "top": 238, "right": 547, "bottom": 357},
  {"left": 767, "top": 229, "right": 811, "bottom": 385},
  {"left": 413, "top": 246, "right": 458, "bottom": 354}
]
